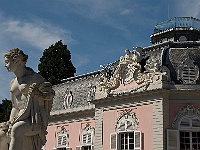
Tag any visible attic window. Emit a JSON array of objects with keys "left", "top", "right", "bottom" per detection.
[
  {"left": 182, "top": 64, "right": 196, "bottom": 83},
  {"left": 177, "top": 58, "right": 199, "bottom": 84}
]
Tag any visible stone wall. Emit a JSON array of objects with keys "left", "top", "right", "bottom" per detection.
[{"left": 51, "top": 72, "right": 100, "bottom": 111}]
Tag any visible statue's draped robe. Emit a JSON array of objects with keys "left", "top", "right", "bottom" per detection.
[{"left": 12, "top": 76, "right": 54, "bottom": 150}]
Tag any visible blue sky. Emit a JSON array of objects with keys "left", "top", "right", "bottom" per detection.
[{"left": 0, "top": 0, "right": 200, "bottom": 102}]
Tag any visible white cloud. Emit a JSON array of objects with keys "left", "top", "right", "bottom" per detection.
[
  {"left": 72, "top": 53, "right": 90, "bottom": 69},
  {"left": 61, "top": 0, "right": 133, "bottom": 38},
  {"left": 66, "top": 0, "right": 120, "bottom": 18},
  {"left": 0, "top": 17, "right": 75, "bottom": 50},
  {"left": 0, "top": 14, "right": 77, "bottom": 102},
  {"left": 120, "top": 9, "right": 132, "bottom": 15}
]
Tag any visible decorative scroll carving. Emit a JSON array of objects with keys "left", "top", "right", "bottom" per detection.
[
  {"left": 95, "top": 48, "right": 170, "bottom": 98},
  {"left": 87, "top": 84, "right": 96, "bottom": 104},
  {"left": 172, "top": 105, "right": 200, "bottom": 129},
  {"left": 116, "top": 109, "right": 139, "bottom": 132},
  {"left": 58, "top": 126, "right": 68, "bottom": 134},
  {"left": 97, "top": 49, "right": 142, "bottom": 95}
]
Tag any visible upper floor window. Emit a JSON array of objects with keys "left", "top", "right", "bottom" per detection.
[
  {"left": 167, "top": 105, "right": 200, "bottom": 150},
  {"left": 56, "top": 126, "right": 71, "bottom": 150},
  {"left": 76, "top": 123, "right": 95, "bottom": 150},
  {"left": 110, "top": 109, "right": 141, "bottom": 150}
]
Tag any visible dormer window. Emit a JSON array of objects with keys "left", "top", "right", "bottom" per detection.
[{"left": 177, "top": 58, "right": 199, "bottom": 84}]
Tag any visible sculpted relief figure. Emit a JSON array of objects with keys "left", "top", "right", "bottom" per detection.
[
  {"left": 63, "top": 91, "right": 73, "bottom": 109},
  {"left": 97, "top": 48, "right": 143, "bottom": 97},
  {"left": 0, "top": 48, "right": 55, "bottom": 150}
]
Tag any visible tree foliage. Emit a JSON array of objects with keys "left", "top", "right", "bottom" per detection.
[
  {"left": 38, "top": 40, "right": 76, "bottom": 85},
  {"left": 0, "top": 99, "right": 12, "bottom": 123}
]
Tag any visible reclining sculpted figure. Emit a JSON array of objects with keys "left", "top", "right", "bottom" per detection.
[{"left": 0, "top": 48, "right": 55, "bottom": 150}]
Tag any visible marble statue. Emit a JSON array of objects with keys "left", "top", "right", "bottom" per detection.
[
  {"left": 0, "top": 48, "right": 55, "bottom": 150},
  {"left": 63, "top": 91, "right": 73, "bottom": 109}
]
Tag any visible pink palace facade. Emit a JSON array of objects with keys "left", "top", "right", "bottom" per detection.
[{"left": 45, "top": 17, "right": 200, "bottom": 150}]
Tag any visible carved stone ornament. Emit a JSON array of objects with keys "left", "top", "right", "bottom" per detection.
[
  {"left": 115, "top": 109, "right": 139, "bottom": 132},
  {"left": 172, "top": 105, "right": 200, "bottom": 129},
  {"left": 58, "top": 126, "right": 68, "bottom": 134},
  {"left": 63, "top": 90, "right": 73, "bottom": 109},
  {"left": 82, "top": 123, "right": 94, "bottom": 132},
  {"left": 95, "top": 48, "right": 167, "bottom": 98},
  {"left": 87, "top": 84, "right": 96, "bottom": 104},
  {"left": 97, "top": 49, "right": 142, "bottom": 94}
]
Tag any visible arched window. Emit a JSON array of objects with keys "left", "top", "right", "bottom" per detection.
[
  {"left": 167, "top": 105, "right": 200, "bottom": 150},
  {"left": 110, "top": 109, "right": 141, "bottom": 150},
  {"left": 76, "top": 123, "right": 95, "bottom": 150},
  {"left": 56, "top": 126, "right": 71, "bottom": 150}
]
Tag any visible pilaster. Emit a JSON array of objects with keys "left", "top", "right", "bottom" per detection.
[
  {"left": 152, "top": 93, "right": 170, "bottom": 150},
  {"left": 153, "top": 99, "right": 164, "bottom": 150},
  {"left": 94, "top": 108, "right": 103, "bottom": 150}
]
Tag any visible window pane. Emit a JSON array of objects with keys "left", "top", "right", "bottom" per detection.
[
  {"left": 129, "top": 143, "right": 134, "bottom": 149},
  {"left": 120, "top": 132, "right": 135, "bottom": 150},
  {"left": 57, "top": 148, "right": 66, "bottom": 150},
  {"left": 192, "top": 132, "right": 200, "bottom": 150},
  {"left": 121, "top": 134, "right": 124, "bottom": 144},
  {"left": 180, "top": 131, "right": 200, "bottom": 150},
  {"left": 125, "top": 144, "right": 128, "bottom": 149},
  {"left": 82, "top": 146, "right": 91, "bottom": 150},
  {"left": 180, "top": 131, "right": 190, "bottom": 149}
]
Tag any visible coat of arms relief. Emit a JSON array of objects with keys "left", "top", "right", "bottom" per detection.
[{"left": 95, "top": 48, "right": 170, "bottom": 99}]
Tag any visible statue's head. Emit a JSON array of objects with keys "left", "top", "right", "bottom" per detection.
[{"left": 4, "top": 48, "right": 28, "bottom": 66}]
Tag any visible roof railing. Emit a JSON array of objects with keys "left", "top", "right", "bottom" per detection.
[{"left": 154, "top": 17, "right": 200, "bottom": 33}]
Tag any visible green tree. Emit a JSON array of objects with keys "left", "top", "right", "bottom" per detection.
[
  {"left": 0, "top": 99, "right": 12, "bottom": 123},
  {"left": 38, "top": 40, "right": 76, "bottom": 85}
]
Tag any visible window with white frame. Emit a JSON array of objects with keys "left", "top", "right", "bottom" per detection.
[
  {"left": 56, "top": 126, "right": 72, "bottom": 150},
  {"left": 110, "top": 109, "right": 141, "bottom": 150},
  {"left": 167, "top": 105, "right": 200, "bottom": 150},
  {"left": 76, "top": 123, "right": 94, "bottom": 150}
]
